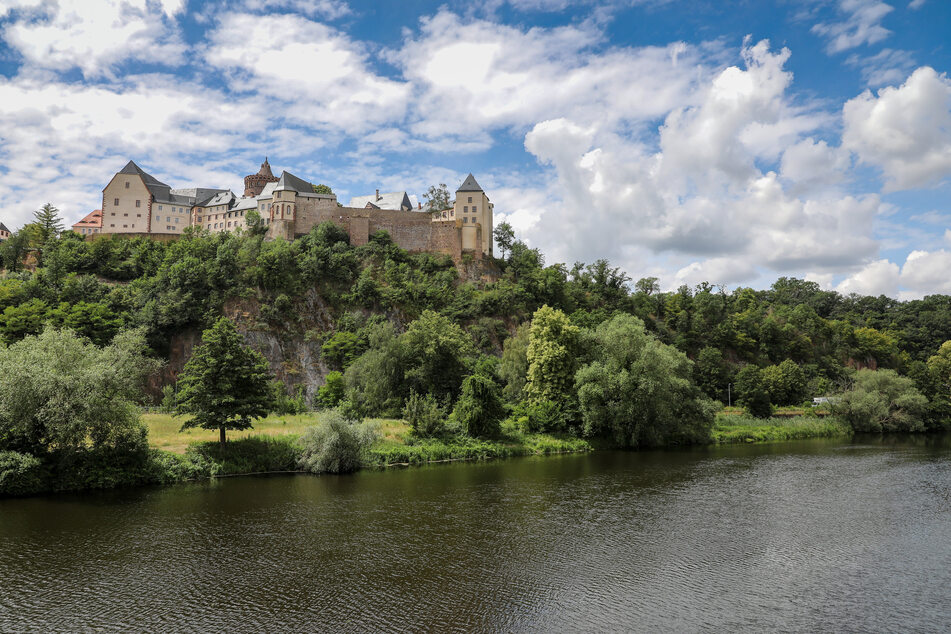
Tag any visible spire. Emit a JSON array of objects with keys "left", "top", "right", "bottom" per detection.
[{"left": 258, "top": 157, "right": 274, "bottom": 179}]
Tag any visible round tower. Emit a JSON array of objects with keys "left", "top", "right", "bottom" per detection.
[{"left": 244, "top": 157, "right": 279, "bottom": 197}]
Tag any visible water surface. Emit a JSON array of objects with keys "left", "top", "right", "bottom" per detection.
[{"left": 2, "top": 436, "right": 950, "bottom": 632}]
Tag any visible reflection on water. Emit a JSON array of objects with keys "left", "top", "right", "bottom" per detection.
[{"left": 1, "top": 436, "right": 950, "bottom": 632}]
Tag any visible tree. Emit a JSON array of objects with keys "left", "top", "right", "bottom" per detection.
[
  {"left": 0, "top": 327, "right": 158, "bottom": 457},
  {"left": 424, "top": 183, "right": 451, "bottom": 213},
  {"left": 694, "top": 346, "right": 728, "bottom": 401},
  {"left": 925, "top": 340, "right": 951, "bottom": 426},
  {"left": 833, "top": 369, "right": 928, "bottom": 432},
  {"left": 452, "top": 373, "right": 505, "bottom": 437},
  {"left": 735, "top": 365, "right": 772, "bottom": 418},
  {"left": 313, "top": 184, "right": 334, "bottom": 195},
  {"left": 400, "top": 310, "right": 474, "bottom": 402},
  {"left": 317, "top": 371, "right": 345, "bottom": 408},
  {"left": 575, "top": 313, "right": 715, "bottom": 447},
  {"left": 524, "top": 305, "right": 580, "bottom": 408},
  {"left": 500, "top": 322, "right": 530, "bottom": 402},
  {"left": 635, "top": 277, "right": 660, "bottom": 295},
  {"left": 244, "top": 209, "right": 268, "bottom": 237},
  {"left": 175, "top": 317, "right": 275, "bottom": 444},
  {"left": 0, "top": 229, "right": 32, "bottom": 272},
  {"left": 760, "top": 359, "right": 807, "bottom": 406},
  {"left": 493, "top": 221, "right": 516, "bottom": 259},
  {"left": 33, "top": 203, "right": 64, "bottom": 244}
]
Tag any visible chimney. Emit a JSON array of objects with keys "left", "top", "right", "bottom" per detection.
[{"left": 375, "top": 189, "right": 380, "bottom": 201}]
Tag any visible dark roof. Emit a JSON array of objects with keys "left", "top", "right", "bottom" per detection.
[
  {"left": 456, "top": 173, "right": 483, "bottom": 192},
  {"left": 276, "top": 170, "right": 314, "bottom": 193},
  {"left": 0, "top": 222, "right": 9, "bottom": 233}
]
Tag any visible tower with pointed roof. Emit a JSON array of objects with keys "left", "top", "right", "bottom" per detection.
[
  {"left": 244, "top": 157, "right": 280, "bottom": 197},
  {"left": 452, "top": 173, "right": 494, "bottom": 256}
]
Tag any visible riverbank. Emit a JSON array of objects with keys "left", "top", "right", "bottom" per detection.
[{"left": 712, "top": 410, "right": 851, "bottom": 444}]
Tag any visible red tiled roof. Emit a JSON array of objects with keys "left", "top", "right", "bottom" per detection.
[{"left": 73, "top": 210, "right": 103, "bottom": 228}]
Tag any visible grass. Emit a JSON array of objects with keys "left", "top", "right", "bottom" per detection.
[
  {"left": 146, "top": 412, "right": 338, "bottom": 453},
  {"left": 712, "top": 412, "right": 851, "bottom": 444}
]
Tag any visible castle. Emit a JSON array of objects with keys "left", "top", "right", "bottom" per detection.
[{"left": 93, "top": 159, "right": 493, "bottom": 259}]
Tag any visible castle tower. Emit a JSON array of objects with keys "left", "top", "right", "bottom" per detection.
[{"left": 244, "top": 157, "right": 279, "bottom": 197}]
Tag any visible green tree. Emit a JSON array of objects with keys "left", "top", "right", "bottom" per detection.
[
  {"left": 925, "top": 341, "right": 951, "bottom": 426},
  {"left": 0, "top": 327, "right": 158, "bottom": 457},
  {"left": 760, "top": 359, "right": 807, "bottom": 406},
  {"left": 833, "top": 369, "right": 928, "bottom": 432},
  {"left": 0, "top": 298, "right": 49, "bottom": 344},
  {"left": 524, "top": 305, "right": 580, "bottom": 408},
  {"left": 575, "top": 313, "right": 715, "bottom": 447},
  {"left": 317, "top": 371, "right": 345, "bottom": 408},
  {"left": 452, "top": 373, "right": 505, "bottom": 437},
  {"left": 0, "top": 228, "right": 32, "bottom": 272},
  {"left": 424, "top": 183, "right": 451, "bottom": 213},
  {"left": 499, "top": 322, "right": 530, "bottom": 402},
  {"left": 401, "top": 310, "right": 474, "bottom": 402},
  {"left": 175, "top": 317, "right": 275, "bottom": 444},
  {"left": 493, "top": 221, "right": 516, "bottom": 259},
  {"left": 403, "top": 390, "right": 445, "bottom": 437},
  {"left": 693, "top": 346, "right": 728, "bottom": 401},
  {"left": 244, "top": 209, "right": 268, "bottom": 237},
  {"left": 735, "top": 365, "right": 772, "bottom": 418},
  {"left": 312, "top": 184, "right": 334, "bottom": 195},
  {"left": 33, "top": 203, "right": 64, "bottom": 244}
]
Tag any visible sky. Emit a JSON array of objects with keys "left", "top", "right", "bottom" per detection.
[{"left": 0, "top": 0, "right": 950, "bottom": 298}]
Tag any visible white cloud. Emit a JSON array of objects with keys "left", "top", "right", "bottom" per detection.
[
  {"left": 836, "top": 259, "right": 900, "bottom": 295},
  {"left": 394, "top": 11, "right": 711, "bottom": 142},
  {"left": 517, "top": 40, "right": 884, "bottom": 286},
  {"left": 204, "top": 13, "right": 409, "bottom": 134},
  {"left": 842, "top": 66, "right": 951, "bottom": 191},
  {"left": 899, "top": 249, "right": 951, "bottom": 297},
  {"left": 812, "top": 0, "right": 893, "bottom": 54},
  {"left": 780, "top": 137, "right": 851, "bottom": 190},
  {"left": 846, "top": 48, "right": 917, "bottom": 86},
  {"left": 244, "top": 0, "right": 351, "bottom": 19},
  {"left": 1, "top": 0, "right": 186, "bottom": 78},
  {"left": 908, "top": 0, "right": 926, "bottom": 8}
]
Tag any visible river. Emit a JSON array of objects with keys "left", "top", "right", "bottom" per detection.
[{"left": 1, "top": 436, "right": 950, "bottom": 632}]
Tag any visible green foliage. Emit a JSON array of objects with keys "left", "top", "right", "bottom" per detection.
[
  {"left": 734, "top": 365, "right": 773, "bottom": 418},
  {"left": 188, "top": 436, "right": 300, "bottom": 475},
  {"left": 313, "top": 183, "right": 334, "bottom": 195},
  {"left": 575, "top": 313, "right": 715, "bottom": 447},
  {"left": 403, "top": 390, "right": 446, "bottom": 437},
  {"left": 402, "top": 310, "right": 475, "bottom": 400},
  {"left": 244, "top": 209, "right": 268, "bottom": 236},
  {"left": 272, "top": 382, "right": 308, "bottom": 415},
  {"left": 160, "top": 384, "right": 177, "bottom": 414},
  {"left": 317, "top": 371, "right": 345, "bottom": 408},
  {"left": 493, "top": 221, "right": 516, "bottom": 259},
  {"left": 423, "top": 183, "right": 450, "bottom": 213},
  {"left": 833, "top": 369, "right": 929, "bottom": 432},
  {"left": 321, "top": 330, "right": 361, "bottom": 370},
  {"left": 33, "top": 203, "right": 64, "bottom": 245},
  {"left": 760, "top": 360, "right": 807, "bottom": 406},
  {"left": 175, "top": 317, "right": 275, "bottom": 443},
  {"left": 297, "top": 410, "right": 379, "bottom": 474},
  {"left": 500, "top": 322, "right": 530, "bottom": 402},
  {"left": 524, "top": 305, "right": 580, "bottom": 408},
  {"left": 0, "top": 451, "right": 45, "bottom": 496},
  {"left": 452, "top": 372, "right": 505, "bottom": 438},
  {"left": 693, "top": 346, "right": 730, "bottom": 402},
  {"left": 0, "top": 327, "right": 158, "bottom": 456},
  {"left": 712, "top": 414, "right": 850, "bottom": 444}
]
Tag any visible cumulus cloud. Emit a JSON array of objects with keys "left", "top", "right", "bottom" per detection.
[
  {"left": 1, "top": 0, "right": 186, "bottom": 78},
  {"left": 899, "top": 249, "right": 951, "bottom": 297},
  {"left": 204, "top": 13, "right": 409, "bottom": 133},
  {"left": 811, "top": 0, "right": 894, "bottom": 54},
  {"left": 393, "top": 11, "right": 711, "bottom": 141},
  {"left": 836, "top": 259, "right": 900, "bottom": 295},
  {"left": 516, "top": 39, "right": 882, "bottom": 286},
  {"left": 843, "top": 66, "right": 951, "bottom": 190},
  {"left": 780, "top": 137, "right": 851, "bottom": 190}
]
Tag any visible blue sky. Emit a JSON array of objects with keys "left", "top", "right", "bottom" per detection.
[{"left": 1, "top": 0, "right": 950, "bottom": 298}]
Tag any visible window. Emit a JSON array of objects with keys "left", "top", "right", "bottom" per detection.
[
  {"left": 175, "top": 217, "right": 179, "bottom": 224},
  {"left": 114, "top": 198, "right": 119, "bottom": 206},
  {"left": 123, "top": 213, "right": 128, "bottom": 217},
  {"left": 110, "top": 212, "right": 116, "bottom": 216},
  {"left": 136, "top": 214, "right": 141, "bottom": 218},
  {"left": 110, "top": 224, "right": 115, "bottom": 228},
  {"left": 156, "top": 215, "right": 160, "bottom": 221},
  {"left": 135, "top": 200, "right": 141, "bottom": 208},
  {"left": 123, "top": 224, "right": 128, "bottom": 228},
  {"left": 125, "top": 182, "right": 130, "bottom": 189},
  {"left": 468, "top": 196, "right": 472, "bottom": 203},
  {"left": 471, "top": 205, "right": 477, "bottom": 213},
  {"left": 463, "top": 217, "right": 468, "bottom": 223},
  {"left": 276, "top": 191, "right": 281, "bottom": 199},
  {"left": 463, "top": 206, "right": 468, "bottom": 212},
  {"left": 158, "top": 205, "right": 163, "bottom": 211}
]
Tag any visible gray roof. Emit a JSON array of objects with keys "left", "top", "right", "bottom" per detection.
[
  {"left": 456, "top": 173, "right": 483, "bottom": 192},
  {"left": 198, "top": 191, "right": 236, "bottom": 208},
  {"left": 348, "top": 191, "right": 412, "bottom": 211},
  {"left": 257, "top": 181, "right": 278, "bottom": 199},
  {"left": 275, "top": 171, "right": 314, "bottom": 193},
  {"left": 0, "top": 222, "right": 9, "bottom": 233},
  {"left": 118, "top": 160, "right": 175, "bottom": 201},
  {"left": 232, "top": 197, "right": 259, "bottom": 212}
]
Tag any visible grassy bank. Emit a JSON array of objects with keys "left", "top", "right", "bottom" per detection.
[{"left": 712, "top": 412, "right": 851, "bottom": 444}]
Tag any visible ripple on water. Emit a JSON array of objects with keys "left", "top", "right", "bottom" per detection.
[{"left": 1, "top": 439, "right": 950, "bottom": 632}]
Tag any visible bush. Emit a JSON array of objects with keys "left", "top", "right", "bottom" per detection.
[
  {"left": 298, "top": 410, "right": 379, "bottom": 474},
  {"left": 0, "top": 451, "right": 45, "bottom": 496},
  {"left": 316, "top": 371, "right": 345, "bottom": 408},
  {"left": 452, "top": 373, "right": 505, "bottom": 438},
  {"left": 514, "top": 399, "right": 565, "bottom": 433},
  {"left": 402, "top": 390, "right": 445, "bottom": 437},
  {"left": 188, "top": 436, "right": 301, "bottom": 475},
  {"left": 833, "top": 369, "right": 929, "bottom": 432},
  {"left": 272, "top": 382, "right": 308, "bottom": 415}
]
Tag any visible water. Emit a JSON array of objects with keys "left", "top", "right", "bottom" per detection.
[{"left": 2, "top": 436, "right": 950, "bottom": 632}]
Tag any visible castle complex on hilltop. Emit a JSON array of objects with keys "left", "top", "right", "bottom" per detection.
[{"left": 87, "top": 159, "right": 493, "bottom": 259}]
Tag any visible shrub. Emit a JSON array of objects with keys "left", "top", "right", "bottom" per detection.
[
  {"left": 0, "top": 451, "right": 45, "bottom": 496},
  {"left": 316, "top": 371, "right": 345, "bottom": 408},
  {"left": 833, "top": 369, "right": 929, "bottom": 432},
  {"left": 514, "top": 399, "right": 565, "bottom": 433},
  {"left": 402, "top": 390, "right": 445, "bottom": 437},
  {"left": 188, "top": 436, "right": 301, "bottom": 475},
  {"left": 272, "top": 382, "right": 308, "bottom": 415},
  {"left": 452, "top": 373, "right": 505, "bottom": 438},
  {"left": 160, "top": 384, "right": 177, "bottom": 414},
  {"left": 298, "top": 410, "right": 378, "bottom": 474}
]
